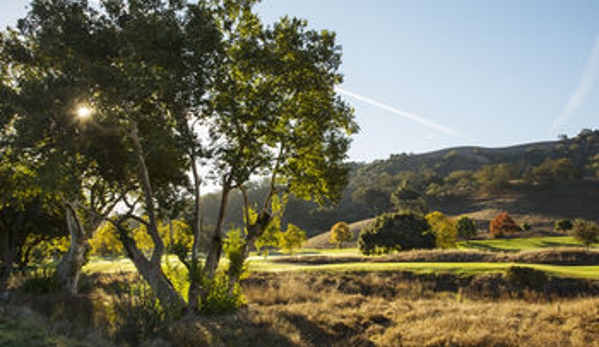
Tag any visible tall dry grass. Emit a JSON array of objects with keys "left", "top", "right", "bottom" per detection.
[{"left": 7, "top": 270, "right": 599, "bottom": 347}]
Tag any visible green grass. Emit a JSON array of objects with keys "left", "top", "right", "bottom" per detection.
[
  {"left": 248, "top": 259, "right": 599, "bottom": 279},
  {"left": 83, "top": 236, "right": 599, "bottom": 281},
  {"left": 86, "top": 255, "right": 599, "bottom": 279},
  {"left": 458, "top": 236, "right": 596, "bottom": 252},
  {"left": 0, "top": 316, "right": 90, "bottom": 347}
]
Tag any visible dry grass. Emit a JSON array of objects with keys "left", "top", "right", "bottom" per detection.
[
  {"left": 163, "top": 272, "right": 599, "bottom": 347},
  {"left": 7, "top": 270, "right": 599, "bottom": 347}
]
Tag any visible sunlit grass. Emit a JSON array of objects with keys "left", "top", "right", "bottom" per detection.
[
  {"left": 458, "top": 236, "right": 596, "bottom": 251},
  {"left": 248, "top": 259, "right": 599, "bottom": 279}
]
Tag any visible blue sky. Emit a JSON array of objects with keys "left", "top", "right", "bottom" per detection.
[{"left": 2, "top": 1, "right": 599, "bottom": 162}]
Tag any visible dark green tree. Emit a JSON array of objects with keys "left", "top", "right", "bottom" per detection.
[
  {"left": 391, "top": 186, "right": 428, "bottom": 215},
  {"left": 358, "top": 213, "right": 434, "bottom": 255},
  {"left": 554, "top": 219, "right": 573, "bottom": 232},
  {"left": 456, "top": 216, "right": 477, "bottom": 240},
  {"left": 572, "top": 219, "right": 599, "bottom": 250}
]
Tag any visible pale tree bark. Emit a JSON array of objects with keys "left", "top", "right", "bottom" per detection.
[
  {"left": 114, "top": 220, "right": 186, "bottom": 311},
  {"left": 186, "top": 158, "right": 204, "bottom": 314},
  {"left": 122, "top": 123, "right": 186, "bottom": 312},
  {"left": 55, "top": 202, "right": 89, "bottom": 295},
  {"left": 203, "top": 179, "right": 232, "bottom": 278}
]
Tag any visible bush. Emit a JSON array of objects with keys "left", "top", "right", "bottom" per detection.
[
  {"left": 506, "top": 266, "right": 548, "bottom": 289},
  {"left": 571, "top": 219, "right": 599, "bottom": 249},
  {"left": 200, "top": 271, "right": 246, "bottom": 315},
  {"left": 456, "top": 216, "right": 477, "bottom": 240},
  {"left": 112, "top": 282, "right": 170, "bottom": 346},
  {"left": 522, "top": 223, "right": 532, "bottom": 232},
  {"left": 19, "top": 267, "right": 59, "bottom": 295},
  {"left": 329, "top": 222, "right": 352, "bottom": 248},
  {"left": 554, "top": 219, "right": 573, "bottom": 232},
  {"left": 425, "top": 211, "right": 457, "bottom": 249},
  {"left": 358, "top": 213, "right": 435, "bottom": 255},
  {"left": 489, "top": 212, "right": 521, "bottom": 237}
]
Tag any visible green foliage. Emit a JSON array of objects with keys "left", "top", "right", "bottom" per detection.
[
  {"left": 571, "top": 219, "right": 599, "bottom": 249},
  {"left": 329, "top": 221, "right": 352, "bottom": 248},
  {"left": 90, "top": 219, "right": 193, "bottom": 257},
  {"left": 200, "top": 271, "right": 246, "bottom": 315},
  {"left": 358, "top": 213, "right": 435, "bottom": 255},
  {"left": 278, "top": 223, "right": 306, "bottom": 255},
  {"left": 425, "top": 211, "right": 457, "bottom": 249},
  {"left": 89, "top": 222, "right": 123, "bottom": 257},
  {"left": 112, "top": 282, "right": 171, "bottom": 346},
  {"left": 391, "top": 186, "right": 428, "bottom": 215},
  {"left": 555, "top": 219, "right": 573, "bottom": 232},
  {"left": 254, "top": 208, "right": 282, "bottom": 258},
  {"left": 530, "top": 157, "right": 580, "bottom": 186},
  {"left": 474, "top": 163, "right": 518, "bottom": 193},
  {"left": 224, "top": 228, "right": 248, "bottom": 281},
  {"left": 456, "top": 216, "right": 477, "bottom": 240}
]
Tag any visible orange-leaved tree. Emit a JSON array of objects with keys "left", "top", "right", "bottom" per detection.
[{"left": 489, "top": 212, "right": 521, "bottom": 237}]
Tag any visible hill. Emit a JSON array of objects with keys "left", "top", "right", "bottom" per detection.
[
  {"left": 305, "top": 177, "right": 599, "bottom": 249},
  {"left": 199, "top": 129, "right": 599, "bottom": 240}
]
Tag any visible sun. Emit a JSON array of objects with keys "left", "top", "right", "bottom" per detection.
[{"left": 76, "top": 105, "right": 93, "bottom": 120}]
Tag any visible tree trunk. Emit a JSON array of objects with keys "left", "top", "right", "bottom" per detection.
[
  {"left": 0, "top": 228, "right": 14, "bottom": 296},
  {"left": 199, "top": 182, "right": 232, "bottom": 306},
  {"left": 186, "top": 158, "right": 203, "bottom": 314},
  {"left": 203, "top": 182, "right": 231, "bottom": 278},
  {"left": 121, "top": 122, "right": 186, "bottom": 313},
  {"left": 117, "top": 226, "right": 186, "bottom": 313},
  {"left": 55, "top": 203, "right": 88, "bottom": 295}
]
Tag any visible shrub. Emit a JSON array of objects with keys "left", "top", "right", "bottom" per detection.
[
  {"left": 522, "top": 223, "right": 532, "bottom": 232},
  {"left": 456, "top": 216, "right": 477, "bottom": 240},
  {"left": 489, "top": 212, "right": 521, "bottom": 237},
  {"left": 200, "top": 271, "right": 246, "bottom": 315},
  {"left": 19, "top": 266, "right": 58, "bottom": 294},
  {"left": 506, "top": 266, "right": 548, "bottom": 289},
  {"left": 329, "top": 222, "right": 352, "bottom": 248},
  {"left": 571, "top": 219, "right": 599, "bottom": 249},
  {"left": 358, "top": 213, "right": 434, "bottom": 255},
  {"left": 112, "top": 282, "right": 169, "bottom": 346},
  {"left": 425, "top": 211, "right": 457, "bottom": 249},
  {"left": 554, "top": 219, "right": 573, "bottom": 232}
]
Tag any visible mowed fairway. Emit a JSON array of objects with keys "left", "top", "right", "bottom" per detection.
[
  {"left": 84, "top": 236, "right": 599, "bottom": 279},
  {"left": 458, "top": 236, "right": 598, "bottom": 252}
]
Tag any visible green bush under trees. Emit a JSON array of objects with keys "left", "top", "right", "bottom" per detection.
[{"left": 358, "top": 213, "right": 435, "bottom": 255}]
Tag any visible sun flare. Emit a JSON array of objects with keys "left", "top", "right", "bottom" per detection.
[{"left": 76, "top": 105, "right": 93, "bottom": 120}]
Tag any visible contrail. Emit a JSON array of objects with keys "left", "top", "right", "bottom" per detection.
[
  {"left": 335, "top": 86, "right": 469, "bottom": 140},
  {"left": 552, "top": 35, "right": 599, "bottom": 132}
]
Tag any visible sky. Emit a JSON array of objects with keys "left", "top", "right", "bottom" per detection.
[{"left": 2, "top": 0, "right": 599, "bottom": 163}]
